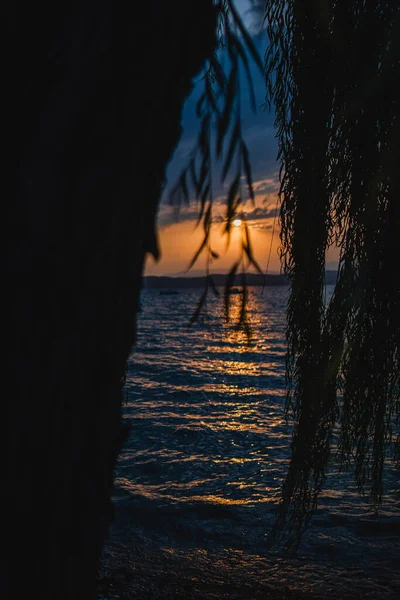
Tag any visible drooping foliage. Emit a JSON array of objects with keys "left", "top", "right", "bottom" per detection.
[
  {"left": 264, "top": 0, "right": 400, "bottom": 548},
  {"left": 170, "top": 0, "right": 265, "bottom": 330},
  {"left": 171, "top": 0, "right": 399, "bottom": 550}
]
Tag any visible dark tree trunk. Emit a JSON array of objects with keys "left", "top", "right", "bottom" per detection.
[{"left": 5, "top": 3, "right": 215, "bottom": 598}]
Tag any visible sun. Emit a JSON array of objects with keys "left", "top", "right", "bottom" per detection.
[{"left": 233, "top": 218, "right": 242, "bottom": 227}]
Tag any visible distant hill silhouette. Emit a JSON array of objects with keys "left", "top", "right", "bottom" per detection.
[{"left": 144, "top": 270, "right": 338, "bottom": 289}]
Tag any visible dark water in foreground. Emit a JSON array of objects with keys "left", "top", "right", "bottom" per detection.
[{"left": 102, "top": 287, "right": 399, "bottom": 598}]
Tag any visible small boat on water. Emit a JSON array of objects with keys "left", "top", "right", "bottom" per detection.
[{"left": 159, "top": 289, "right": 179, "bottom": 295}]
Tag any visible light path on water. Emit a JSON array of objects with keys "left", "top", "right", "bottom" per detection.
[{"left": 102, "top": 286, "right": 399, "bottom": 598}]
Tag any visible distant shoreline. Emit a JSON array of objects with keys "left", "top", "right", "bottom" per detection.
[{"left": 143, "top": 271, "right": 337, "bottom": 289}]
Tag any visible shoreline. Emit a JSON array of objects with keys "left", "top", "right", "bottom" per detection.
[
  {"left": 99, "top": 540, "right": 309, "bottom": 600},
  {"left": 98, "top": 502, "right": 400, "bottom": 599}
]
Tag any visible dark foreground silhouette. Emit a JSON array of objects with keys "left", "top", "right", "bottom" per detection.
[{"left": 6, "top": 3, "right": 216, "bottom": 598}]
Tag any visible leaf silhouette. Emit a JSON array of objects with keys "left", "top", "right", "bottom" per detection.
[
  {"left": 208, "top": 274, "right": 220, "bottom": 296},
  {"left": 217, "top": 62, "right": 238, "bottom": 157},
  {"left": 224, "top": 261, "right": 239, "bottom": 318},
  {"left": 189, "top": 288, "right": 208, "bottom": 325},
  {"left": 209, "top": 53, "right": 226, "bottom": 88},
  {"left": 189, "top": 158, "right": 199, "bottom": 191},
  {"left": 187, "top": 235, "right": 208, "bottom": 271},
  {"left": 227, "top": 0, "right": 264, "bottom": 73},
  {"left": 196, "top": 91, "right": 206, "bottom": 117},
  {"left": 241, "top": 141, "right": 255, "bottom": 202},
  {"left": 227, "top": 28, "right": 257, "bottom": 112},
  {"left": 222, "top": 120, "right": 240, "bottom": 182},
  {"left": 243, "top": 223, "right": 263, "bottom": 273},
  {"left": 180, "top": 172, "right": 189, "bottom": 204}
]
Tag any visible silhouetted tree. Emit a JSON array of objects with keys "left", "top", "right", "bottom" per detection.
[
  {"left": 263, "top": 0, "right": 399, "bottom": 548},
  {"left": 6, "top": 2, "right": 216, "bottom": 599}
]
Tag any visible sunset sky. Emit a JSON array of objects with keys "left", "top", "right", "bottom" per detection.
[
  {"left": 145, "top": 1, "right": 337, "bottom": 277},
  {"left": 145, "top": 2, "right": 280, "bottom": 277}
]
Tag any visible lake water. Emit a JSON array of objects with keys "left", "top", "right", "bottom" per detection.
[{"left": 103, "top": 287, "right": 399, "bottom": 598}]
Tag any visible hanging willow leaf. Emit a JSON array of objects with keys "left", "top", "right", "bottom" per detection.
[
  {"left": 195, "top": 183, "right": 211, "bottom": 230},
  {"left": 208, "top": 274, "right": 220, "bottom": 296},
  {"left": 209, "top": 52, "right": 226, "bottom": 88},
  {"left": 205, "top": 76, "right": 218, "bottom": 113},
  {"left": 198, "top": 153, "right": 210, "bottom": 200},
  {"left": 224, "top": 260, "right": 239, "bottom": 318},
  {"left": 168, "top": 182, "right": 181, "bottom": 206},
  {"left": 241, "top": 141, "right": 255, "bottom": 202},
  {"left": 196, "top": 91, "right": 207, "bottom": 118},
  {"left": 243, "top": 222, "right": 263, "bottom": 273},
  {"left": 180, "top": 172, "right": 189, "bottom": 204},
  {"left": 187, "top": 235, "right": 208, "bottom": 271},
  {"left": 227, "top": 27, "right": 257, "bottom": 112},
  {"left": 237, "top": 277, "right": 251, "bottom": 337},
  {"left": 189, "top": 157, "right": 199, "bottom": 191},
  {"left": 226, "top": 173, "right": 240, "bottom": 214},
  {"left": 224, "top": 173, "right": 241, "bottom": 238},
  {"left": 203, "top": 202, "right": 212, "bottom": 233},
  {"left": 189, "top": 288, "right": 208, "bottom": 325},
  {"left": 222, "top": 119, "right": 240, "bottom": 181},
  {"left": 217, "top": 61, "right": 238, "bottom": 157},
  {"left": 198, "top": 112, "right": 210, "bottom": 156},
  {"left": 201, "top": 179, "right": 211, "bottom": 201},
  {"left": 226, "top": 0, "right": 264, "bottom": 73}
]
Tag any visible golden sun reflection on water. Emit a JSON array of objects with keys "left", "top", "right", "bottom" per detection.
[
  {"left": 114, "top": 286, "right": 400, "bottom": 599},
  {"left": 120, "top": 287, "right": 290, "bottom": 510},
  {"left": 187, "top": 494, "right": 276, "bottom": 506},
  {"left": 200, "top": 292, "right": 286, "bottom": 383},
  {"left": 216, "top": 360, "right": 259, "bottom": 377}
]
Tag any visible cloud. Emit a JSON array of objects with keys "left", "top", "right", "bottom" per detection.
[
  {"left": 157, "top": 204, "right": 202, "bottom": 228},
  {"left": 252, "top": 177, "right": 280, "bottom": 194},
  {"left": 243, "top": 195, "right": 278, "bottom": 230},
  {"left": 158, "top": 184, "right": 279, "bottom": 232},
  {"left": 234, "top": 0, "right": 267, "bottom": 34},
  {"left": 245, "top": 204, "right": 277, "bottom": 221}
]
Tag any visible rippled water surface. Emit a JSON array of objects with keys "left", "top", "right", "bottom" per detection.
[{"left": 106, "top": 287, "right": 399, "bottom": 598}]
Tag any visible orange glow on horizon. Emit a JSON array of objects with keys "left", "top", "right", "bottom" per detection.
[
  {"left": 145, "top": 185, "right": 340, "bottom": 276},
  {"left": 145, "top": 218, "right": 281, "bottom": 276}
]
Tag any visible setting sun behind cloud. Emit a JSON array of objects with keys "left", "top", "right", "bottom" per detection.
[{"left": 145, "top": 202, "right": 281, "bottom": 277}]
